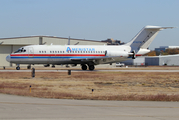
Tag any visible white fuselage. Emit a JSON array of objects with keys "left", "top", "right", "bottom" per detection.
[{"left": 7, "top": 44, "right": 142, "bottom": 65}]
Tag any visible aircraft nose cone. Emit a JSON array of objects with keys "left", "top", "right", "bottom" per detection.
[{"left": 6, "top": 55, "right": 10, "bottom": 62}]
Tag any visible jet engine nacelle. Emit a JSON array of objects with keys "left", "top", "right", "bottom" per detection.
[{"left": 105, "top": 51, "right": 129, "bottom": 57}]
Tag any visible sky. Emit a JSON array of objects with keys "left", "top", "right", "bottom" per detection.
[{"left": 0, "top": 0, "right": 179, "bottom": 50}]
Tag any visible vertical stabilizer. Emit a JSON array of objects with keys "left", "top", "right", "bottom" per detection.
[{"left": 126, "top": 26, "right": 174, "bottom": 53}]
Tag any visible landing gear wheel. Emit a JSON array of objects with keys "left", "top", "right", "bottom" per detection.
[
  {"left": 89, "top": 65, "right": 95, "bottom": 71},
  {"left": 16, "top": 66, "right": 20, "bottom": 70},
  {"left": 81, "top": 65, "right": 87, "bottom": 70}
]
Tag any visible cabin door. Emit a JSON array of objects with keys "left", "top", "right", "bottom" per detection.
[{"left": 28, "top": 47, "right": 34, "bottom": 57}]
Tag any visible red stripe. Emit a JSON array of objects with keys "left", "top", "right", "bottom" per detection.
[
  {"left": 11, "top": 54, "right": 29, "bottom": 56},
  {"left": 11, "top": 54, "right": 143, "bottom": 57}
]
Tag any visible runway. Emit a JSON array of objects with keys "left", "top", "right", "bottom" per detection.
[
  {"left": 1, "top": 69, "right": 179, "bottom": 72},
  {"left": 0, "top": 94, "right": 179, "bottom": 120}
]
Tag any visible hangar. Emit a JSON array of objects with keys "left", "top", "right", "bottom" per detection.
[
  {"left": 122, "top": 55, "right": 179, "bottom": 66},
  {"left": 0, "top": 36, "right": 106, "bottom": 67},
  {"left": 145, "top": 55, "right": 179, "bottom": 66}
]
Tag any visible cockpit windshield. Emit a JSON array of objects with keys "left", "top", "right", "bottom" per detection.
[{"left": 14, "top": 48, "right": 26, "bottom": 53}]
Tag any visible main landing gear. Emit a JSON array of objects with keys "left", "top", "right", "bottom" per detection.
[{"left": 81, "top": 64, "right": 95, "bottom": 71}]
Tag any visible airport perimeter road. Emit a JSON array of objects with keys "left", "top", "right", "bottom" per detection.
[{"left": 0, "top": 94, "right": 179, "bottom": 120}]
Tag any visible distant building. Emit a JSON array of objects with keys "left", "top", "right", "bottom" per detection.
[
  {"left": 145, "top": 55, "right": 179, "bottom": 66},
  {"left": 122, "top": 55, "right": 179, "bottom": 66},
  {"left": 155, "top": 46, "right": 179, "bottom": 52}
]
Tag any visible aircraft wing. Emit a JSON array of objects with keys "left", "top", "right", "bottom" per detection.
[
  {"left": 70, "top": 56, "right": 129, "bottom": 64},
  {"left": 70, "top": 56, "right": 116, "bottom": 61}
]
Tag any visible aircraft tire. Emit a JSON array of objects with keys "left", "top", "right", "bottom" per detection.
[
  {"left": 16, "top": 66, "right": 20, "bottom": 70},
  {"left": 89, "top": 65, "right": 95, "bottom": 71},
  {"left": 81, "top": 65, "right": 87, "bottom": 70}
]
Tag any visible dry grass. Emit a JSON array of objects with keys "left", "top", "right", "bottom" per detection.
[{"left": 0, "top": 71, "right": 179, "bottom": 101}]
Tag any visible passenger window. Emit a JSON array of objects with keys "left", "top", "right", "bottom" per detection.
[{"left": 39, "top": 51, "right": 41, "bottom": 53}]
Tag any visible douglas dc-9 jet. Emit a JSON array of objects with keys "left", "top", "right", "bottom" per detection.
[{"left": 6, "top": 26, "right": 174, "bottom": 70}]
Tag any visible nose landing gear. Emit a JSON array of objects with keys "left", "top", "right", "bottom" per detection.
[{"left": 16, "top": 66, "right": 20, "bottom": 70}]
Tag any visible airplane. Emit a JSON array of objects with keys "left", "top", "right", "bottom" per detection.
[{"left": 6, "top": 25, "right": 174, "bottom": 70}]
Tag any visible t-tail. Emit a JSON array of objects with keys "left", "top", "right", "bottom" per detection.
[{"left": 126, "top": 25, "right": 174, "bottom": 57}]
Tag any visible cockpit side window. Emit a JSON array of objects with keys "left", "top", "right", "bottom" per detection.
[
  {"left": 14, "top": 48, "right": 26, "bottom": 53},
  {"left": 14, "top": 49, "right": 21, "bottom": 53}
]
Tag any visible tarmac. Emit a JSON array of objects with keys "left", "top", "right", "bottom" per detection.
[
  {"left": 1, "top": 69, "right": 179, "bottom": 72},
  {"left": 0, "top": 94, "right": 179, "bottom": 120}
]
